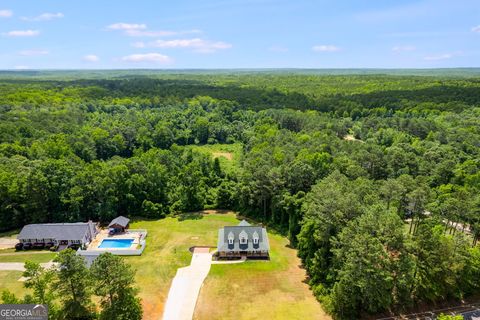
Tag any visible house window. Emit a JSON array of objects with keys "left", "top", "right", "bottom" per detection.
[
  {"left": 240, "top": 237, "right": 247, "bottom": 244},
  {"left": 228, "top": 238, "right": 234, "bottom": 245},
  {"left": 253, "top": 238, "right": 259, "bottom": 244}
]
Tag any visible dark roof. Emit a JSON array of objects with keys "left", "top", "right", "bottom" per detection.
[
  {"left": 18, "top": 222, "right": 95, "bottom": 241},
  {"left": 108, "top": 216, "right": 130, "bottom": 228},
  {"left": 217, "top": 221, "right": 270, "bottom": 252}
]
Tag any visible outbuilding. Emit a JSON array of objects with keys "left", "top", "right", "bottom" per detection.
[{"left": 108, "top": 216, "right": 130, "bottom": 234}]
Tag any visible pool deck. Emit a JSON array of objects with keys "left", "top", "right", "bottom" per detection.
[{"left": 87, "top": 229, "right": 143, "bottom": 251}]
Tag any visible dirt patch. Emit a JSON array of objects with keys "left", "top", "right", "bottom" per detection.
[
  {"left": 343, "top": 134, "right": 364, "bottom": 143},
  {"left": 212, "top": 152, "right": 233, "bottom": 160}
]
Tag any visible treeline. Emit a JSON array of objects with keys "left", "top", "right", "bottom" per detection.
[
  {"left": 2, "top": 250, "right": 142, "bottom": 320},
  {"left": 1, "top": 74, "right": 480, "bottom": 318}
]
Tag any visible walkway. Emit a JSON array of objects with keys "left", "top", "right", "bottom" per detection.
[
  {"left": 162, "top": 248, "right": 212, "bottom": 320},
  {"left": 0, "top": 261, "right": 56, "bottom": 271},
  {"left": 211, "top": 256, "right": 247, "bottom": 264}
]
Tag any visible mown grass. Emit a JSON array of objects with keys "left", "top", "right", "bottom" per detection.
[
  {"left": 194, "top": 219, "right": 329, "bottom": 320},
  {"left": 0, "top": 271, "right": 29, "bottom": 297},
  {"left": 126, "top": 212, "right": 238, "bottom": 320},
  {"left": 0, "top": 252, "right": 56, "bottom": 263}
]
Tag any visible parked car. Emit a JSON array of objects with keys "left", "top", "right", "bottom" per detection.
[
  {"left": 68, "top": 244, "right": 80, "bottom": 250},
  {"left": 23, "top": 243, "right": 32, "bottom": 250},
  {"left": 44, "top": 242, "right": 54, "bottom": 249},
  {"left": 15, "top": 242, "right": 23, "bottom": 250},
  {"left": 33, "top": 242, "right": 45, "bottom": 249}
]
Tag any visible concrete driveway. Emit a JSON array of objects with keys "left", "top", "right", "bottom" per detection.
[
  {"left": 0, "top": 238, "right": 18, "bottom": 250},
  {"left": 162, "top": 248, "right": 212, "bottom": 320}
]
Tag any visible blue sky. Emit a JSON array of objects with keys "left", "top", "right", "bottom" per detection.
[{"left": 0, "top": 0, "right": 479, "bottom": 69}]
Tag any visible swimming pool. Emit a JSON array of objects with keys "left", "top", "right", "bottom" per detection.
[{"left": 98, "top": 239, "right": 134, "bottom": 249}]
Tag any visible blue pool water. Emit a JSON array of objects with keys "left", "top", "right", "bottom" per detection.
[{"left": 98, "top": 239, "right": 134, "bottom": 249}]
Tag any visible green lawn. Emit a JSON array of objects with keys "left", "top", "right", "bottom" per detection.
[
  {"left": 0, "top": 252, "right": 56, "bottom": 263},
  {"left": 128, "top": 211, "right": 328, "bottom": 320},
  {"left": 126, "top": 212, "right": 238, "bottom": 320},
  {"left": 0, "top": 271, "right": 30, "bottom": 297},
  {"left": 194, "top": 221, "right": 329, "bottom": 320}
]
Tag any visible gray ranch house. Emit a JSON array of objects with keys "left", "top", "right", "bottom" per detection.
[
  {"left": 217, "top": 220, "right": 270, "bottom": 258},
  {"left": 17, "top": 221, "right": 98, "bottom": 248}
]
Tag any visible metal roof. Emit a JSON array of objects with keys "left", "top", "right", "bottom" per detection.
[
  {"left": 108, "top": 216, "right": 130, "bottom": 228},
  {"left": 18, "top": 222, "right": 95, "bottom": 241}
]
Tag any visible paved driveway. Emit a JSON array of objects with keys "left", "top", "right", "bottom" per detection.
[
  {"left": 162, "top": 248, "right": 212, "bottom": 320},
  {"left": 0, "top": 238, "right": 18, "bottom": 250}
]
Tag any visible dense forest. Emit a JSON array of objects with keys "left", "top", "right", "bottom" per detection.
[{"left": 0, "top": 71, "right": 479, "bottom": 318}]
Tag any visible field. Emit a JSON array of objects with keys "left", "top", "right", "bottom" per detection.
[
  {"left": 127, "top": 211, "right": 327, "bottom": 320},
  {"left": 194, "top": 225, "right": 329, "bottom": 319}
]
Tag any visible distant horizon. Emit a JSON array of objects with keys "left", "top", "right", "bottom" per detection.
[
  {"left": 2, "top": 67, "right": 480, "bottom": 70},
  {"left": 1, "top": 0, "right": 479, "bottom": 69}
]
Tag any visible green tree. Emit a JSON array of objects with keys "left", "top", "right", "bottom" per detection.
[
  {"left": 53, "top": 249, "right": 94, "bottom": 320},
  {"left": 90, "top": 253, "right": 142, "bottom": 320}
]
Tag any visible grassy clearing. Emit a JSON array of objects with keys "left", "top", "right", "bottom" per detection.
[
  {"left": 185, "top": 143, "right": 242, "bottom": 173},
  {"left": 0, "top": 252, "right": 56, "bottom": 263},
  {"left": 194, "top": 222, "right": 329, "bottom": 320},
  {"left": 126, "top": 212, "right": 237, "bottom": 320}
]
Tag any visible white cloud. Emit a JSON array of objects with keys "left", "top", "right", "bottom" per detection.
[
  {"left": 107, "top": 23, "right": 147, "bottom": 31},
  {"left": 125, "top": 30, "right": 178, "bottom": 37},
  {"left": 472, "top": 25, "right": 480, "bottom": 33},
  {"left": 19, "top": 49, "right": 49, "bottom": 56},
  {"left": 312, "top": 45, "right": 340, "bottom": 52},
  {"left": 121, "top": 53, "right": 172, "bottom": 63},
  {"left": 14, "top": 66, "right": 30, "bottom": 70},
  {"left": 424, "top": 53, "right": 453, "bottom": 61},
  {"left": 146, "top": 38, "right": 232, "bottom": 53},
  {"left": 0, "top": 10, "right": 13, "bottom": 18},
  {"left": 22, "top": 12, "right": 63, "bottom": 21},
  {"left": 108, "top": 23, "right": 200, "bottom": 37},
  {"left": 83, "top": 54, "right": 100, "bottom": 62},
  {"left": 3, "top": 30, "right": 40, "bottom": 37},
  {"left": 392, "top": 45, "right": 416, "bottom": 52}
]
